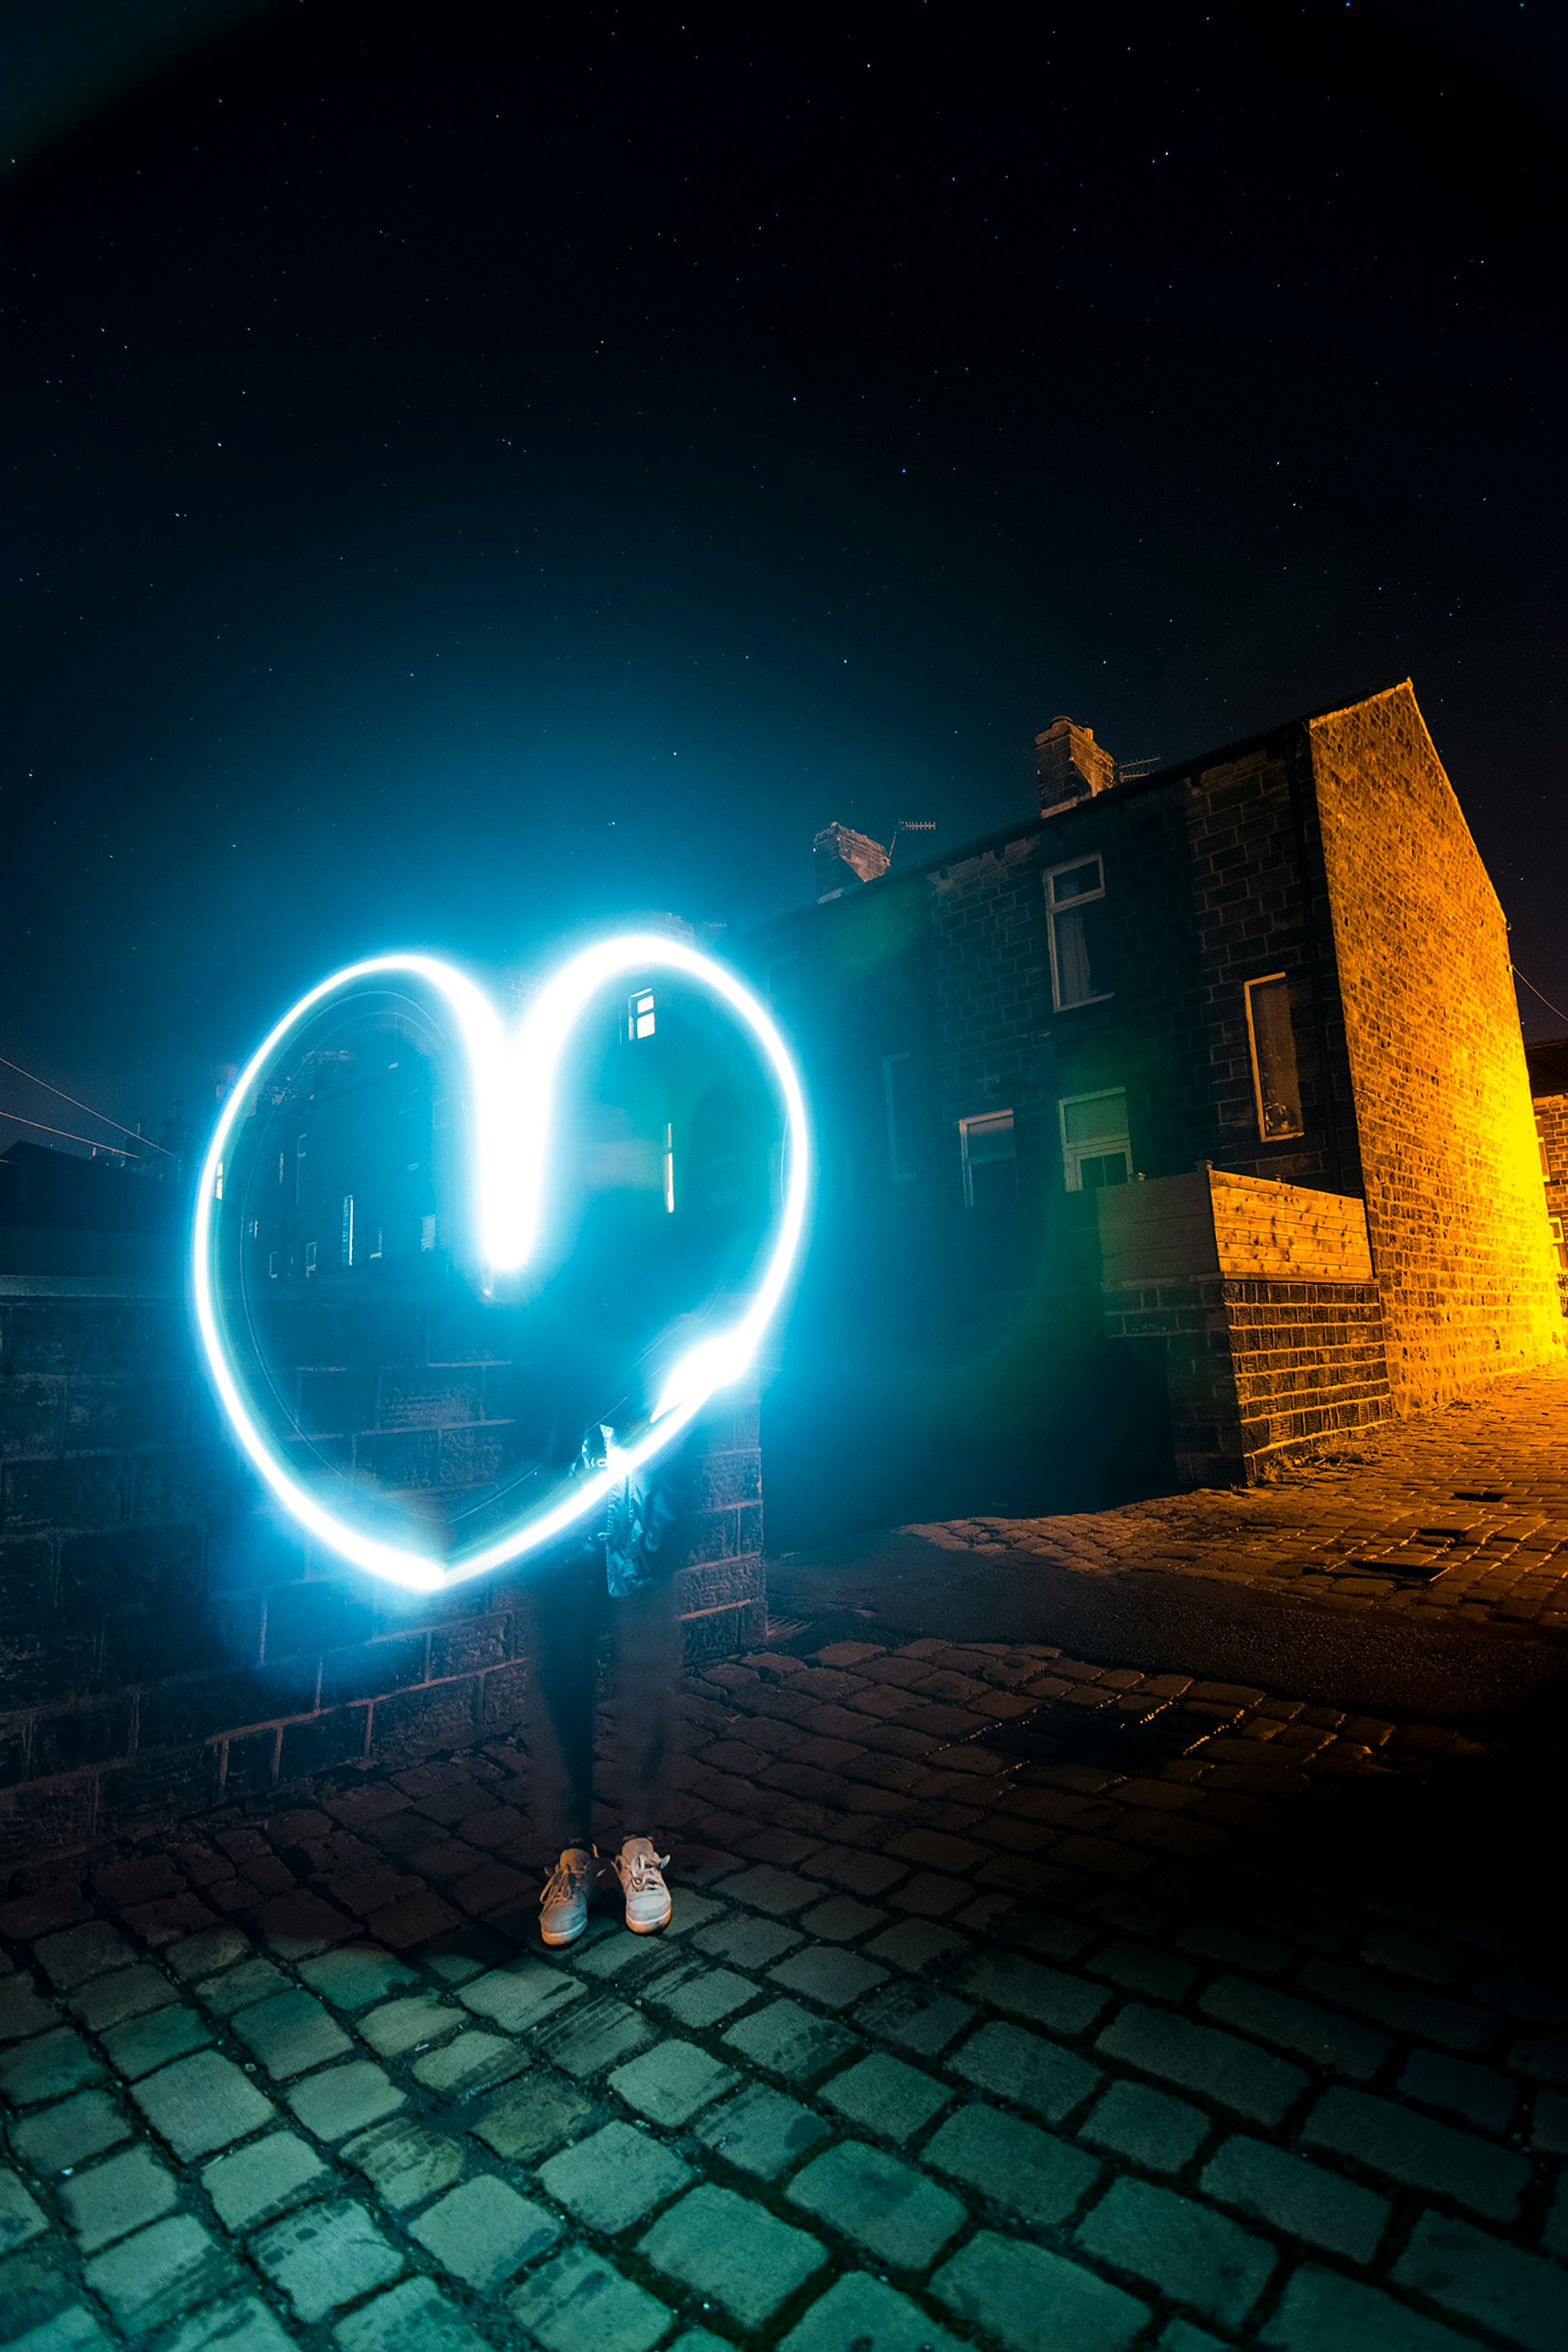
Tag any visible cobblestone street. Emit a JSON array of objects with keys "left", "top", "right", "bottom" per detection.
[{"left": 3, "top": 1596, "right": 1565, "bottom": 2352}]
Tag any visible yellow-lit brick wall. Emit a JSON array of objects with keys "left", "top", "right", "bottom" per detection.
[{"left": 1308, "top": 684, "right": 1565, "bottom": 1410}]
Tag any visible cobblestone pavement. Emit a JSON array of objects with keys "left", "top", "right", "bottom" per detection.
[
  {"left": 2, "top": 1620, "right": 1565, "bottom": 2352},
  {"left": 904, "top": 1372, "right": 1568, "bottom": 1635}
]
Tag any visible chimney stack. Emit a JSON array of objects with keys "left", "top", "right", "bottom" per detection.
[
  {"left": 813, "top": 822, "right": 891, "bottom": 901},
  {"left": 1034, "top": 717, "right": 1116, "bottom": 816}
]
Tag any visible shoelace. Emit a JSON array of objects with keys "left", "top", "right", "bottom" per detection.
[
  {"left": 618, "top": 1845, "right": 670, "bottom": 1893},
  {"left": 542, "top": 1854, "right": 595, "bottom": 1907}
]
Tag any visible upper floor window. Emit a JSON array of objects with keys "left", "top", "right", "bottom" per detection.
[
  {"left": 628, "top": 988, "right": 656, "bottom": 1042},
  {"left": 1550, "top": 1215, "right": 1567, "bottom": 1271},
  {"left": 1046, "top": 855, "right": 1111, "bottom": 1010},
  {"left": 1060, "top": 1089, "right": 1130, "bottom": 1190},
  {"left": 1245, "top": 974, "right": 1303, "bottom": 1141},
  {"left": 883, "top": 1052, "right": 920, "bottom": 1184},
  {"left": 961, "top": 1109, "right": 1017, "bottom": 1208}
]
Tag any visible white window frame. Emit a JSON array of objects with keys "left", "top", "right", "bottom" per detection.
[
  {"left": 1059, "top": 1089, "right": 1132, "bottom": 1192},
  {"left": 959, "top": 1109, "right": 1016, "bottom": 1208},
  {"left": 1045, "top": 853, "right": 1112, "bottom": 1011},
  {"left": 628, "top": 988, "right": 656, "bottom": 1042},
  {"left": 882, "top": 1052, "right": 918, "bottom": 1184}
]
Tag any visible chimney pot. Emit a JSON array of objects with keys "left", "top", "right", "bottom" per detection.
[{"left": 813, "top": 822, "right": 890, "bottom": 901}]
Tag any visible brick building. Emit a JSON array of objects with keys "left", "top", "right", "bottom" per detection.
[
  {"left": 749, "top": 682, "right": 1564, "bottom": 1524},
  {"left": 1526, "top": 1033, "right": 1568, "bottom": 1309}
]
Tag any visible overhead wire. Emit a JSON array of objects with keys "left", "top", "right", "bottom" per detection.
[
  {"left": 0, "top": 1047, "right": 172, "bottom": 1152},
  {"left": 0, "top": 1109, "right": 144, "bottom": 1158},
  {"left": 1512, "top": 965, "right": 1568, "bottom": 1026}
]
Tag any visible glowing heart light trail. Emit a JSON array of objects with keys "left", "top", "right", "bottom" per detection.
[{"left": 193, "top": 936, "right": 809, "bottom": 1593}]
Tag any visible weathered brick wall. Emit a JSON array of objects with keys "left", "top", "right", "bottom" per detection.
[
  {"left": 0, "top": 1276, "right": 763, "bottom": 1868},
  {"left": 1535, "top": 1089, "right": 1568, "bottom": 1229},
  {"left": 1308, "top": 685, "right": 1565, "bottom": 1410}
]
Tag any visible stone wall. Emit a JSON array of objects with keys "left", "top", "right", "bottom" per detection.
[
  {"left": 1308, "top": 684, "right": 1565, "bottom": 1410},
  {"left": 0, "top": 1275, "right": 763, "bottom": 1870}
]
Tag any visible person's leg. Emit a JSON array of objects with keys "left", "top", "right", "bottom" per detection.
[
  {"left": 606, "top": 1568, "right": 682, "bottom": 1931},
  {"left": 527, "top": 1544, "right": 606, "bottom": 1943}
]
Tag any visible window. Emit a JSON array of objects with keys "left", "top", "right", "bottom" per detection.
[
  {"left": 883, "top": 1052, "right": 920, "bottom": 1183},
  {"left": 1046, "top": 855, "right": 1111, "bottom": 1010},
  {"left": 420, "top": 1214, "right": 437, "bottom": 1252},
  {"left": 1551, "top": 1215, "right": 1567, "bottom": 1271},
  {"left": 628, "top": 988, "right": 656, "bottom": 1042},
  {"left": 268, "top": 1250, "right": 281, "bottom": 1281},
  {"left": 1245, "top": 974, "right": 1303, "bottom": 1141},
  {"left": 304, "top": 1239, "right": 318, "bottom": 1278},
  {"left": 341, "top": 1194, "right": 355, "bottom": 1268},
  {"left": 961, "top": 1110, "right": 1017, "bottom": 1208},
  {"left": 214, "top": 1161, "right": 224, "bottom": 1201},
  {"left": 663, "top": 1121, "right": 675, "bottom": 1213},
  {"left": 1539, "top": 1120, "right": 1552, "bottom": 1182},
  {"left": 370, "top": 1227, "right": 384, "bottom": 1261},
  {"left": 1060, "top": 1089, "right": 1131, "bottom": 1190},
  {"left": 294, "top": 1131, "right": 307, "bottom": 1204}
]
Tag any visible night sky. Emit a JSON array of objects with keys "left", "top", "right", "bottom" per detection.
[{"left": 3, "top": 0, "right": 1565, "bottom": 1164}]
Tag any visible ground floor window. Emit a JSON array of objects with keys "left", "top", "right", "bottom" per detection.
[
  {"left": 1060, "top": 1089, "right": 1131, "bottom": 1190},
  {"left": 960, "top": 1109, "right": 1016, "bottom": 1207}
]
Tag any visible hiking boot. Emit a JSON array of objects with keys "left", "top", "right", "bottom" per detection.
[
  {"left": 611, "top": 1836, "right": 672, "bottom": 1934},
  {"left": 539, "top": 1846, "right": 599, "bottom": 1948}
]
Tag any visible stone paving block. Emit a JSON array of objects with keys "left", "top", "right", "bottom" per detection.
[
  {"left": 0, "top": 2243, "right": 79, "bottom": 2340},
  {"left": 231, "top": 1989, "right": 354, "bottom": 2080},
  {"left": 355, "top": 1992, "right": 462, "bottom": 2059},
  {"left": 1303, "top": 2086, "right": 1530, "bottom": 2220},
  {"left": 102, "top": 2002, "right": 213, "bottom": 2081},
  {"left": 1086, "top": 1940, "right": 1197, "bottom": 2003},
  {"left": 1080, "top": 2080, "right": 1210, "bottom": 2173},
  {"left": 286, "top": 2058, "right": 405, "bottom": 2141},
  {"left": 855, "top": 1982, "right": 974, "bottom": 2057},
  {"left": 1296, "top": 1959, "right": 1497, "bottom": 2055},
  {"left": 1260, "top": 2263, "right": 1490, "bottom": 2351},
  {"left": 639, "top": 2182, "right": 826, "bottom": 2330},
  {"left": 1201, "top": 2134, "right": 1389, "bottom": 2261},
  {"left": 689, "top": 1908, "right": 803, "bottom": 1970},
  {"left": 712, "top": 1864, "right": 822, "bottom": 1915},
  {"left": 412, "top": 2028, "right": 529, "bottom": 2098},
  {"left": 11, "top": 2089, "right": 130, "bottom": 2173},
  {"left": 1199, "top": 1974, "right": 1387, "bottom": 2080},
  {"left": 1156, "top": 2326, "right": 1228, "bottom": 2352},
  {"left": 0, "top": 1981, "right": 60, "bottom": 2045},
  {"left": 0, "top": 2027, "right": 102, "bottom": 2108},
  {"left": 538, "top": 2119, "right": 692, "bottom": 2232},
  {"left": 888, "top": 1873, "right": 971, "bottom": 1918},
  {"left": 254, "top": 2197, "right": 404, "bottom": 2321},
  {"left": 1096, "top": 2003, "right": 1308, "bottom": 2125},
  {"left": 66, "top": 1964, "right": 176, "bottom": 2035},
  {"left": 1533, "top": 2087, "right": 1568, "bottom": 2153},
  {"left": 6, "top": 2308, "right": 111, "bottom": 2352},
  {"left": 822, "top": 2051, "right": 951, "bottom": 2144},
  {"left": 1077, "top": 2177, "right": 1276, "bottom": 2328},
  {"left": 133, "top": 2049, "right": 277, "bottom": 2160},
  {"left": 932, "top": 2230, "right": 1148, "bottom": 2352},
  {"left": 342, "top": 2118, "right": 466, "bottom": 2210},
  {"left": 862, "top": 1919, "right": 967, "bottom": 1973},
  {"left": 409, "top": 2173, "right": 561, "bottom": 2288},
  {"left": 202, "top": 2129, "right": 331, "bottom": 2229},
  {"left": 963, "top": 1951, "right": 1110, "bottom": 2036},
  {"left": 787, "top": 2139, "right": 965, "bottom": 2270},
  {"left": 648, "top": 1966, "right": 760, "bottom": 2029},
  {"left": 335, "top": 2276, "right": 490, "bottom": 2352},
  {"left": 165, "top": 1926, "right": 250, "bottom": 1983},
  {"left": 949, "top": 2018, "right": 1100, "bottom": 2123},
  {"left": 85, "top": 2213, "right": 239, "bottom": 2334},
  {"left": 611, "top": 2037, "right": 739, "bottom": 2125},
  {"left": 254, "top": 1890, "right": 357, "bottom": 1959},
  {"left": 800, "top": 1895, "right": 888, "bottom": 1942},
  {"left": 508, "top": 2244, "right": 672, "bottom": 2352},
  {"left": 538, "top": 1993, "right": 653, "bottom": 2077},
  {"left": 695, "top": 2081, "right": 833, "bottom": 2180},
  {"left": 1392, "top": 2209, "right": 1568, "bottom": 2352},
  {"left": 458, "top": 1957, "right": 585, "bottom": 2034},
  {"left": 298, "top": 1945, "right": 419, "bottom": 2011},
  {"left": 769, "top": 1945, "right": 889, "bottom": 2010},
  {"left": 925, "top": 2102, "right": 1101, "bottom": 2227},
  {"left": 779, "top": 2271, "right": 968, "bottom": 2352},
  {"left": 197, "top": 1958, "right": 291, "bottom": 2018},
  {"left": 160, "top": 2292, "right": 297, "bottom": 2352},
  {"left": 0, "top": 2163, "right": 47, "bottom": 2253},
  {"left": 469, "top": 2072, "right": 592, "bottom": 2161},
  {"left": 34, "top": 1924, "right": 135, "bottom": 1991},
  {"left": 1399, "top": 2047, "right": 1517, "bottom": 2134},
  {"left": 60, "top": 2145, "right": 177, "bottom": 2251},
  {"left": 722, "top": 1998, "right": 858, "bottom": 2084}
]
